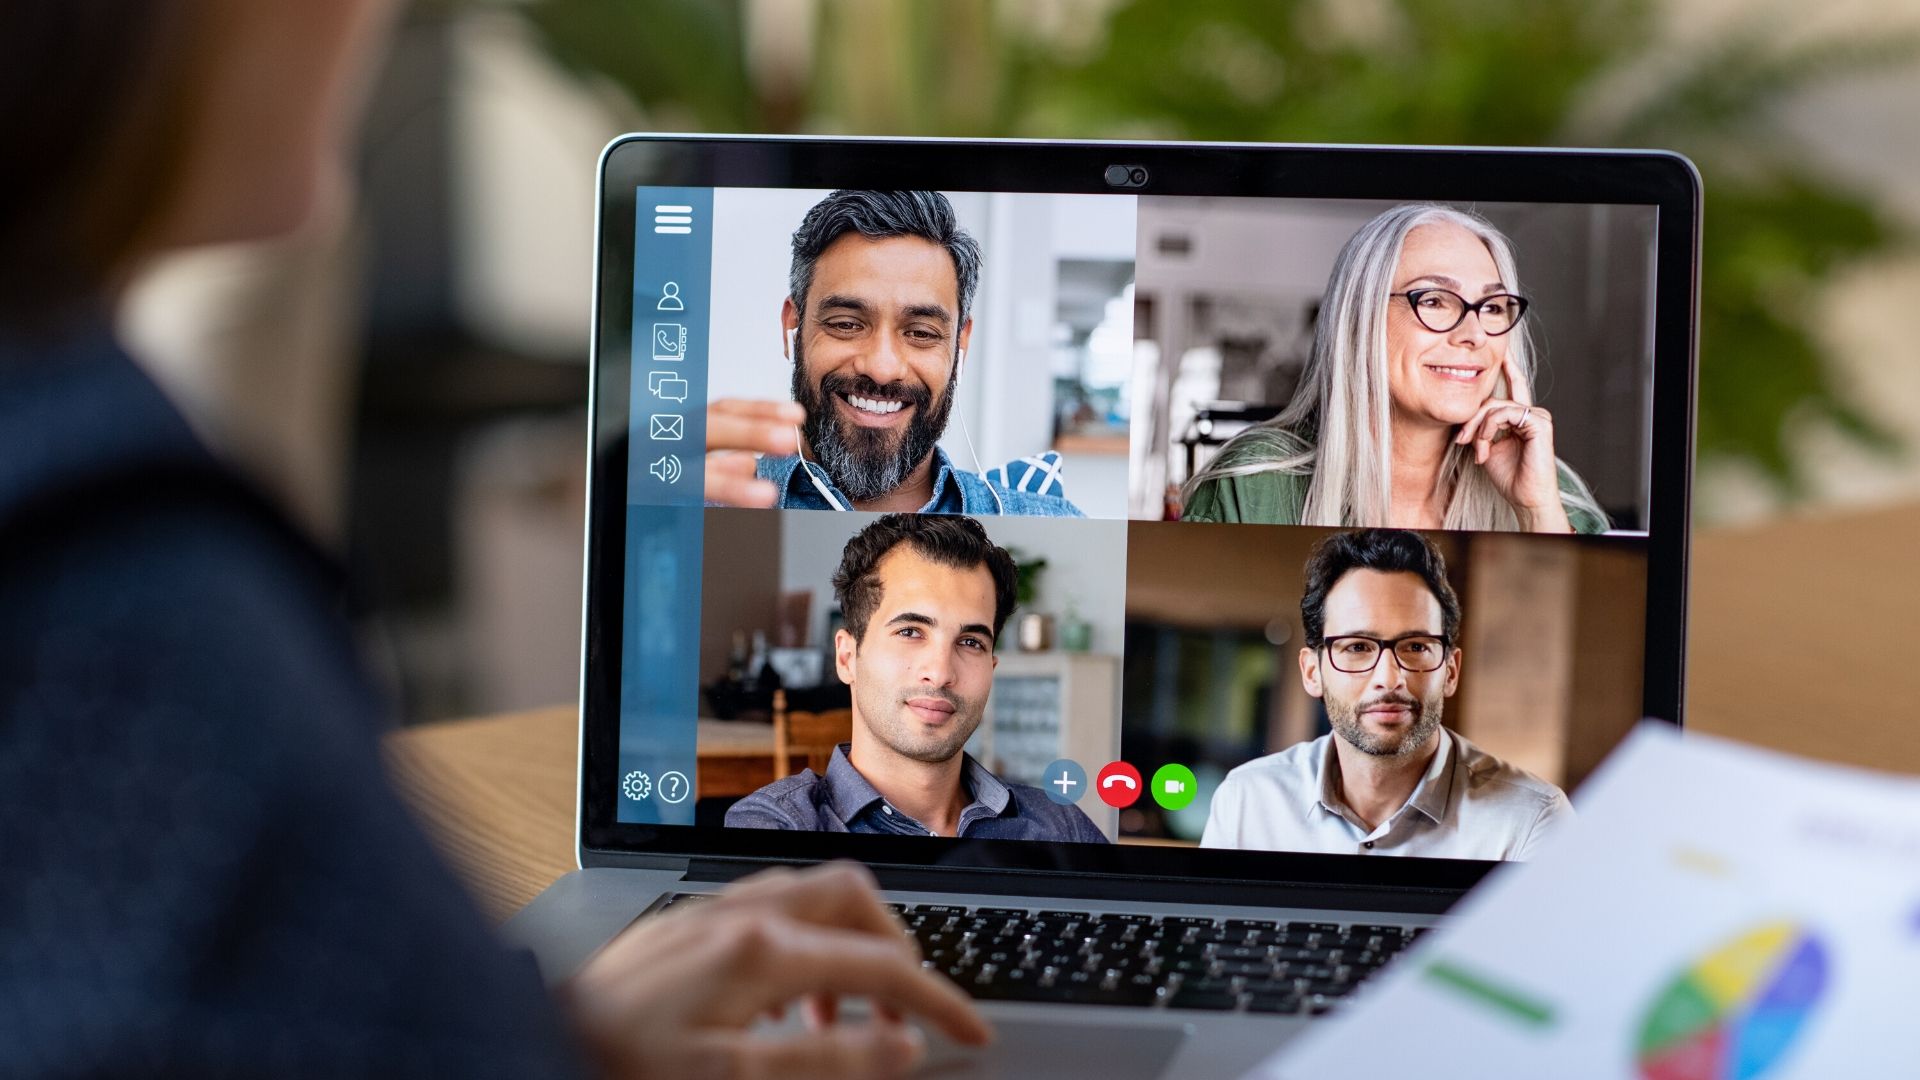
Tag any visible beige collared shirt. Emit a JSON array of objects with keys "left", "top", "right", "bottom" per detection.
[{"left": 1200, "top": 728, "right": 1573, "bottom": 860}]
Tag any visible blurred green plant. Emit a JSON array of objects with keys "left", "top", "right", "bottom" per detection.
[
  {"left": 519, "top": 0, "right": 1042, "bottom": 133},
  {"left": 522, "top": 0, "right": 1919, "bottom": 494},
  {"left": 1004, "top": 547, "right": 1049, "bottom": 609}
]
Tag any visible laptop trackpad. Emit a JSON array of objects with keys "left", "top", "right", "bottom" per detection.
[{"left": 920, "top": 1017, "right": 1188, "bottom": 1079}]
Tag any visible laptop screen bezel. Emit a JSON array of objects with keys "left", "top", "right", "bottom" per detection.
[{"left": 580, "top": 135, "right": 1698, "bottom": 892}]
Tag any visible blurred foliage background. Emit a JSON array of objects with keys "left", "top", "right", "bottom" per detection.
[{"left": 521, "top": 0, "right": 1920, "bottom": 497}]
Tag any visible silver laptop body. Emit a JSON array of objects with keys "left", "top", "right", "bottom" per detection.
[{"left": 505, "top": 135, "right": 1701, "bottom": 1079}]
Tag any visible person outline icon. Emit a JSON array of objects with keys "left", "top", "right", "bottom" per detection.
[{"left": 657, "top": 281, "right": 685, "bottom": 311}]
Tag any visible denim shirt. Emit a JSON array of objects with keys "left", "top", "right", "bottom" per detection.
[
  {"left": 726, "top": 744, "right": 1111, "bottom": 844},
  {"left": 755, "top": 445, "right": 1084, "bottom": 517}
]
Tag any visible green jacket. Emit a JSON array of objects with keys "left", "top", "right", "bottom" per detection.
[{"left": 1182, "top": 455, "right": 1609, "bottom": 534}]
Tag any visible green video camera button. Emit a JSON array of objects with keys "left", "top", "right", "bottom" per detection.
[{"left": 1150, "top": 763, "right": 1197, "bottom": 812}]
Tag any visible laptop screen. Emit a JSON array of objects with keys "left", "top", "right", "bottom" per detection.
[{"left": 588, "top": 140, "right": 1696, "bottom": 886}]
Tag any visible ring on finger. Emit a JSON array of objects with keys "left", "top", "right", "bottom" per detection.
[{"left": 1517, "top": 406, "right": 1532, "bottom": 427}]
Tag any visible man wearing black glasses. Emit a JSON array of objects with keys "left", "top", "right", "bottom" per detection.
[{"left": 1200, "top": 529, "right": 1572, "bottom": 860}]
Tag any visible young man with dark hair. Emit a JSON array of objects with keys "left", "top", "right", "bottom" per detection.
[
  {"left": 701, "top": 190, "right": 1082, "bottom": 516},
  {"left": 1201, "top": 529, "right": 1572, "bottom": 860},
  {"left": 728, "top": 514, "right": 1107, "bottom": 842}
]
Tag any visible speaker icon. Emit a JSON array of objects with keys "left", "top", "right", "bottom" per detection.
[{"left": 648, "top": 454, "right": 683, "bottom": 484}]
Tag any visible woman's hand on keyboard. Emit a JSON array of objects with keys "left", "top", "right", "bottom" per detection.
[{"left": 562, "top": 861, "right": 993, "bottom": 1078}]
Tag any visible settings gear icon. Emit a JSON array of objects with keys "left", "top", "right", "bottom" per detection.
[{"left": 621, "top": 770, "right": 653, "bottom": 801}]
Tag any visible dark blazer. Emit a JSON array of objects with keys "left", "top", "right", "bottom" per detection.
[{"left": 0, "top": 325, "right": 583, "bottom": 1077}]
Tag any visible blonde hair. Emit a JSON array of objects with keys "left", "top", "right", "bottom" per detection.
[{"left": 1185, "top": 203, "right": 1605, "bottom": 530}]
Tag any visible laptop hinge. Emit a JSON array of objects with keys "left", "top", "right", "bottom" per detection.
[{"left": 679, "top": 858, "right": 1464, "bottom": 915}]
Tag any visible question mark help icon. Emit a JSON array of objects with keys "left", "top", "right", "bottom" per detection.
[{"left": 658, "top": 770, "right": 690, "bottom": 804}]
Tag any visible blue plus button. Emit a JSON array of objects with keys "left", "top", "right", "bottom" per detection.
[{"left": 1040, "top": 759, "right": 1089, "bottom": 805}]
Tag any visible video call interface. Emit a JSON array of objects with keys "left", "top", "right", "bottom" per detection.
[{"left": 615, "top": 185, "right": 1661, "bottom": 864}]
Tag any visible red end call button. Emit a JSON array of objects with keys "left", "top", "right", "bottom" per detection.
[{"left": 1095, "top": 761, "right": 1143, "bottom": 808}]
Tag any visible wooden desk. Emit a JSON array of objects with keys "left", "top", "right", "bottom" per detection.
[
  {"left": 386, "top": 707, "right": 578, "bottom": 922},
  {"left": 388, "top": 502, "right": 1920, "bottom": 921},
  {"left": 383, "top": 714, "right": 792, "bottom": 920}
]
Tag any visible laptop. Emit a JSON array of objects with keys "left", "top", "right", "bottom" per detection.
[{"left": 504, "top": 135, "right": 1701, "bottom": 1078}]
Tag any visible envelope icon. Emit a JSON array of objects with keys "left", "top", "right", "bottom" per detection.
[{"left": 650, "top": 414, "right": 685, "bottom": 441}]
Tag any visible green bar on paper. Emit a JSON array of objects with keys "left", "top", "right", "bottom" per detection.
[{"left": 1421, "top": 960, "right": 1557, "bottom": 1029}]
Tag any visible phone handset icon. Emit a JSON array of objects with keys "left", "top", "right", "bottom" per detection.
[{"left": 1095, "top": 761, "right": 1143, "bottom": 808}]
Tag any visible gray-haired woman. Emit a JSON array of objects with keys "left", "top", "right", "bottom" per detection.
[{"left": 1182, "top": 204, "right": 1607, "bottom": 533}]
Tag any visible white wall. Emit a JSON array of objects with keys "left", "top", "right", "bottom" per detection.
[
  {"left": 706, "top": 187, "right": 838, "bottom": 404},
  {"left": 450, "top": 13, "right": 614, "bottom": 359}
]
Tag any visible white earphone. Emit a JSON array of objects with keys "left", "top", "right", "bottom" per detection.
[
  {"left": 785, "top": 327, "right": 851, "bottom": 509},
  {"left": 947, "top": 345, "right": 1006, "bottom": 515}
]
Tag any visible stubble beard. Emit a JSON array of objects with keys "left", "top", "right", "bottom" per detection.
[
  {"left": 791, "top": 334, "right": 954, "bottom": 502},
  {"left": 1326, "top": 689, "right": 1446, "bottom": 759},
  {"left": 853, "top": 675, "right": 983, "bottom": 766}
]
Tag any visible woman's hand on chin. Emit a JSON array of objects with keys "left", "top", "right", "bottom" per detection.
[{"left": 1454, "top": 356, "right": 1574, "bottom": 533}]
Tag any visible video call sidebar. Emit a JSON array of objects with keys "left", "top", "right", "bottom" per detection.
[{"left": 617, "top": 187, "right": 714, "bottom": 825}]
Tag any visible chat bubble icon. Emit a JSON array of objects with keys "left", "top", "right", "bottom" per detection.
[{"left": 648, "top": 370, "right": 689, "bottom": 404}]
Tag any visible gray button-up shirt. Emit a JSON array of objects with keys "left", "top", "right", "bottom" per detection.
[
  {"left": 726, "top": 743, "right": 1110, "bottom": 843},
  {"left": 1199, "top": 729, "right": 1573, "bottom": 860}
]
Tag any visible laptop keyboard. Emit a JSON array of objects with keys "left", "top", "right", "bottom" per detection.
[{"left": 654, "top": 894, "right": 1426, "bottom": 1015}]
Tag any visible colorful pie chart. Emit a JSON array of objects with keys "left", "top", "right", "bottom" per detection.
[{"left": 1636, "top": 921, "right": 1829, "bottom": 1080}]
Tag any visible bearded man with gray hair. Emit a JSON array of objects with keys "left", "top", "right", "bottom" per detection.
[{"left": 702, "top": 190, "right": 1081, "bottom": 516}]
